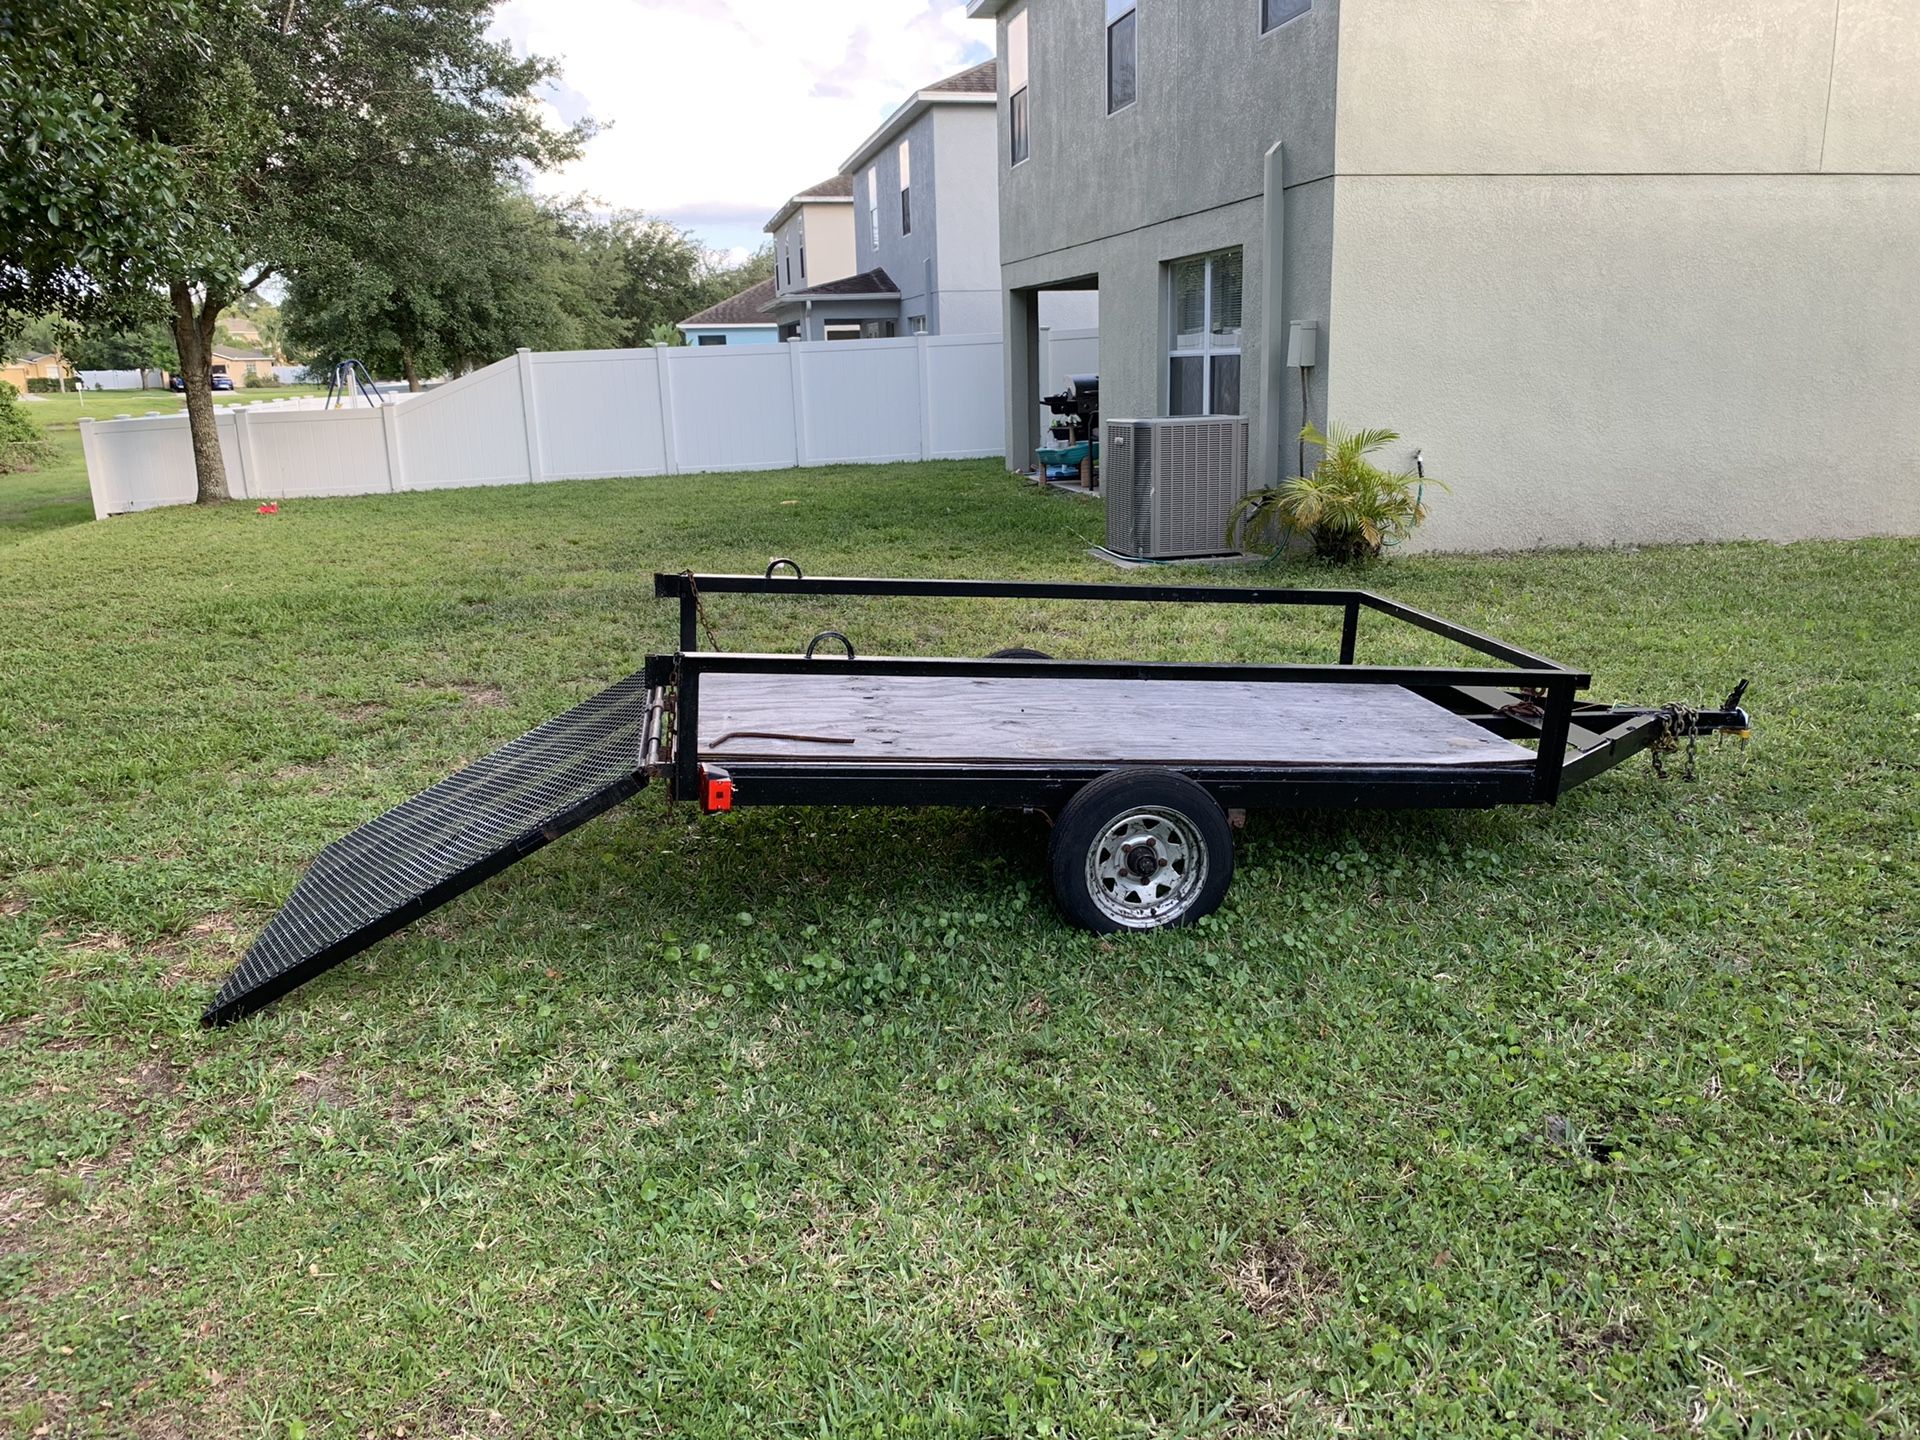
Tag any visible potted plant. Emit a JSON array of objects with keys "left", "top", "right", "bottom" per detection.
[{"left": 1227, "top": 423, "right": 1439, "bottom": 562}]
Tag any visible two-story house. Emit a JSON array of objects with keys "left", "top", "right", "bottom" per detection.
[
  {"left": 763, "top": 175, "right": 886, "bottom": 342},
  {"left": 970, "top": 0, "right": 1919, "bottom": 551},
  {"left": 838, "top": 59, "right": 1099, "bottom": 339}
]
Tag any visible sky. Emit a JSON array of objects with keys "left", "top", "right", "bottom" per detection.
[{"left": 491, "top": 0, "right": 994, "bottom": 262}]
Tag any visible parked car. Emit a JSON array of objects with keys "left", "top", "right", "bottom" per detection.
[
  {"left": 212, "top": 374, "right": 235, "bottom": 391},
  {"left": 169, "top": 374, "right": 184, "bottom": 391}
]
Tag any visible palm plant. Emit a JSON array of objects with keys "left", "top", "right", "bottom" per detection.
[{"left": 1227, "top": 423, "right": 1437, "bottom": 562}]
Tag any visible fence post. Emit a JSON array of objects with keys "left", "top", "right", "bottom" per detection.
[
  {"left": 228, "top": 407, "right": 257, "bottom": 500},
  {"left": 515, "top": 347, "right": 545, "bottom": 483},
  {"left": 653, "top": 346, "right": 679, "bottom": 475},
  {"left": 915, "top": 333, "right": 934, "bottom": 461},
  {"left": 788, "top": 341, "right": 810, "bottom": 467},
  {"left": 381, "top": 401, "right": 406, "bottom": 492},
  {"left": 78, "top": 417, "right": 111, "bottom": 520}
]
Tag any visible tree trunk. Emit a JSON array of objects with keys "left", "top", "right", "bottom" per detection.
[
  {"left": 169, "top": 280, "right": 230, "bottom": 505},
  {"left": 402, "top": 344, "right": 421, "bottom": 392}
]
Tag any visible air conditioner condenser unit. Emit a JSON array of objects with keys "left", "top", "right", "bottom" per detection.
[{"left": 1102, "top": 415, "right": 1250, "bottom": 561}]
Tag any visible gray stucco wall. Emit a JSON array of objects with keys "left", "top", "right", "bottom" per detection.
[
  {"left": 1327, "top": 0, "right": 1920, "bottom": 549},
  {"left": 854, "top": 110, "right": 940, "bottom": 328},
  {"left": 853, "top": 103, "right": 1014, "bottom": 335},
  {"left": 990, "top": 0, "right": 1339, "bottom": 479}
]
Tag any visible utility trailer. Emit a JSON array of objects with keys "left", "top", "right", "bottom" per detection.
[{"left": 203, "top": 568, "right": 1751, "bottom": 1024}]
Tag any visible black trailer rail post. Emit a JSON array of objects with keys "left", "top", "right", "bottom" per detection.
[{"left": 203, "top": 567, "right": 1749, "bottom": 1023}]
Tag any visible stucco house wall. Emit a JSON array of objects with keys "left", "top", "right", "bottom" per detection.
[
  {"left": 982, "top": 0, "right": 1338, "bottom": 484},
  {"left": 976, "top": 0, "right": 1920, "bottom": 549},
  {"left": 679, "top": 325, "right": 778, "bottom": 347},
  {"left": 1327, "top": 0, "right": 1920, "bottom": 549}
]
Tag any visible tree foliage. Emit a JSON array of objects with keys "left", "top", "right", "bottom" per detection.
[
  {"left": 0, "top": 382, "right": 54, "bottom": 473},
  {"left": 66, "top": 319, "right": 177, "bottom": 382},
  {"left": 1, "top": 0, "right": 582, "bottom": 501},
  {"left": 284, "top": 184, "right": 621, "bottom": 386}
]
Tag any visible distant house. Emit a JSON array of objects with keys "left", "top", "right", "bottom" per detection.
[
  {"left": 676, "top": 276, "right": 780, "bottom": 346},
  {"left": 763, "top": 175, "right": 865, "bottom": 341},
  {"left": 218, "top": 313, "right": 282, "bottom": 361},
  {"left": 0, "top": 352, "right": 75, "bottom": 391},
  {"left": 208, "top": 345, "right": 275, "bottom": 381}
]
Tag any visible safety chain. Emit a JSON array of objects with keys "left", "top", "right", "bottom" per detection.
[
  {"left": 1649, "top": 703, "right": 1699, "bottom": 782},
  {"left": 680, "top": 569, "right": 722, "bottom": 651}
]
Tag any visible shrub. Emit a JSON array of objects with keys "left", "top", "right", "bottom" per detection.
[
  {"left": 1227, "top": 423, "right": 1440, "bottom": 562},
  {"left": 24, "top": 375, "right": 71, "bottom": 394},
  {"left": 243, "top": 370, "right": 282, "bottom": 389},
  {"left": 0, "top": 381, "right": 54, "bottom": 473}
]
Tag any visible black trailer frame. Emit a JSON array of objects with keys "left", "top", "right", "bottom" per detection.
[
  {"left": 201, "top": 567, "right": 1749, "bottom": 1024},
  {"left": 649, "top": 570, "right": 1747, "bottom": 814}
]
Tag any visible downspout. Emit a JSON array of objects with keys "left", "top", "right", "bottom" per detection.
[{"left": 1257, "top": 140, "right": 1287, "bottom": 490}]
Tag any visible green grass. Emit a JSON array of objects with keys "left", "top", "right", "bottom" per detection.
[
  {"left": 1, "top": 464, "right": 1915, "bottom": 1438},
  {"left": 1, "top": 387, "right": 331, "bottom": 546}
]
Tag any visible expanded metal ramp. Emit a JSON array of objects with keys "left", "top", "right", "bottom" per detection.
[{"left": 203, "top": 672, "right": 656, "bottom": 1025}]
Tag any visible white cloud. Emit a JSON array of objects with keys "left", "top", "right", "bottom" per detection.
[{"left": 492, "top": 0, "right": 991, "bottom": 252}]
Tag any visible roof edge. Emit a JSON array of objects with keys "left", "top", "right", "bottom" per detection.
[
  {"left": 763, "top": 192, "right": 855, "bottom": 235},
  {"left": 839, "top": 90, "right": 996, "bottom": 176}
]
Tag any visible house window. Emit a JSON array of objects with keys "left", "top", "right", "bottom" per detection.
[
  {"left": 782, "top": 237, "right": 791, "bottom": 287},
  {"left": 1167, "top": 250, "right": 1242, "bottom": 417},
  {"left": 697, "top": 335, "right": 726, "bottom": 346},
  {"left": 799, "top": 239, "right": 806, "bottom": 281},
  {"left": 824, "top": 323, "right": 861, "bottom": 341},
  {"left": 898, "top": 140, "right": 912, "bottom": 235},
  {"left": 859, "top": 320, "right": 897, "bottom": 340},
  {"left": 1008, "top": 10, "right": 1030, "bottom": 165},
  {"left": 1107, "top": 0, "right": 1136, "bottom": 113},
  {"left": 866, "top": 166, "right": 879, "bottom": 249},
  {"left": 1262, "top": 0, "right": 1309, "bottom": 31},
  {"left": 908, "top": 315, "right": 927, "bottom": 335}
]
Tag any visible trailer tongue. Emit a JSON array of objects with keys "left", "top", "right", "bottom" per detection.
[{"left": 203, "top": 570, "right": 1751, "bottom": 1025}]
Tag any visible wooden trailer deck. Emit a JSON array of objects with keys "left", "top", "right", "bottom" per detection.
[{"left": 697, "top": 673, "right": 1537, "bottom": 768}]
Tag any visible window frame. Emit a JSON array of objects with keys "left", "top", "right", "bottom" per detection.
[
  {"left": 865, "top": 166, "right": 879, "bottom": 250},
  {"left": 1166, "top": 249, "right": 1244, "bottom": 418},
  {"left": 1008, "top": 9, "right": 1031, "bottom": 166},
  {"left": 1106, "top": 0, "right": 1136, "bottom": 115},
  {"left": 1261, "top": 0, "right": 1310, "bottom": 34}
]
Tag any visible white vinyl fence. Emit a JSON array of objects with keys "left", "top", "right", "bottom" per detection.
[
  {"left": 76, "top": 369, "right": 148, "bottom": 391},
  {"left": 81, "top": 331, "right": 1036, "bottom": 519}
]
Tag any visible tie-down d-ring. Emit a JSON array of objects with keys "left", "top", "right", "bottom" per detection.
[
  {"left": 765, "top": 557, "right": 804, "bottom": 579},
  {"left": 804, "top": 630, "right": 855, "bottom": 660}
]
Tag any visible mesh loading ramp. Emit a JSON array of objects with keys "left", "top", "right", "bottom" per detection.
[{"left": 203, "top": 672, "right": 655, "bottom": 1026}]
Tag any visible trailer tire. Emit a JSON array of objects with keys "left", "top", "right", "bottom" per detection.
[
  {"left": 988, "top": 647, "right": 1053, "bottom": 660},
  {"left": 1048, "top": 769, "right": 1232, "bottom": 932}
]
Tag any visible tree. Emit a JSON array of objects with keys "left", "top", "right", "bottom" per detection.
[
  {"left": 1, "top": 0, "right": 581, "bottom": 502},
  {"left": 284, "top": 183, "right": 619, "bottom": 388},
  {"left": 586, "top": 222, "right": 776, "bottom": 350},
  {"left": 67, "top": 319, "right": 177, "bottom": 389}
]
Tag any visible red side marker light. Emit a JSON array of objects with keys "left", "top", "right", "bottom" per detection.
[{"left": 701, "top": 766, "right": 733, "bottom": 813}]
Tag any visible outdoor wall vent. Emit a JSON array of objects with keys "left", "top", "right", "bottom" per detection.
[{"left": 1102, "top": 416, "right": 1250, "bottom": 561}]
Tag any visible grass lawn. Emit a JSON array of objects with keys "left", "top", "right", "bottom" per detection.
[
  {"left": 1, "top": 463, "right": 1914, "bottom": 1437},
  {"left": 2, "top": 387, "right": 332, "bottom": 546}
]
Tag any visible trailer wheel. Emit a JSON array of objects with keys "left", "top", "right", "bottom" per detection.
[
  {"left": 988, "top": 647, "right": 1053, "bottom": 660},
  {"left": 1048, "top": 769, "right": 1232, "bottom": 932}
]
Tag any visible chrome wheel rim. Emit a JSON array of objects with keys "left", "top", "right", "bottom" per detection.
[{"left": 1084, "top": 806, "right": 1208, "bottom": 928}]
